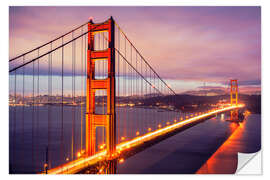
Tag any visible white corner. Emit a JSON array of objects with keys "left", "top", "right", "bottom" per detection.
[{"left": 236, "top": 151, "right": 262, "bottom": 175}]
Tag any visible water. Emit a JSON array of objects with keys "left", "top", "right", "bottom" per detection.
[
  {"left": 9, "top": 105, "right": 86, "bottom": 173},
  {"left": 9, "top": 105, "right": 180, "bottom": 173},
  {"left": 9, "top": 106, "right": 261, "bottom": 174},
  {"left": 117, "top": 114, "right": 261, "bottom": 174},
  {"left": 197, "top": 114, "right": 261, "bottom": 174}
]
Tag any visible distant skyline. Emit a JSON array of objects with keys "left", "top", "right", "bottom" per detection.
[{"left": 9, "top": 6, "right": 261, "bottom": 94}]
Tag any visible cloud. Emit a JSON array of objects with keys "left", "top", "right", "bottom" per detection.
[{"left": 9, "top": 6, "right": 261, "bottom": 94}]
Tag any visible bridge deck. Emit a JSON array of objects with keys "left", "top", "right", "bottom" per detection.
[{"left": 47, "top": 105, "right": 244, "bottom": 174}]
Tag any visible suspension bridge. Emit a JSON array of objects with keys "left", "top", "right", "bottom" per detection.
[{"left": 9, "top": 17, "right": 245, "bottom": 174}]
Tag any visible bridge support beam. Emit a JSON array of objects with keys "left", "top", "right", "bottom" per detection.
[{"left": 86, "top": 17, "right": 116, "bottom": 168}]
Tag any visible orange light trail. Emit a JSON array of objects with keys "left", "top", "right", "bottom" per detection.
[{"left": 47, "top": 104, "right": 244, "bottom": 174}]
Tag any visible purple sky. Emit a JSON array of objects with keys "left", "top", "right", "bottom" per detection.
[{"left": 9, "top": 6, "right": 261, "bottom": 94}]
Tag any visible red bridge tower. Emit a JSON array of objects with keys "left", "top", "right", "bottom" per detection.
[{"left": 86, "top": 17, "right": 116, "bottom": 173}]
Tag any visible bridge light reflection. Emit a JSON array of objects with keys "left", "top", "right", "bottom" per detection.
[
  {"left": 44, "top": 163, "right": 48, "bottom": 173},
  {"left": 244, "top": 110, "right": 251, "bottom": 117},
  {"left": 221, "top": 114, "right": 224, "bottom": 121},
  {"left": 99, "top": 167, "right": 104, "bottom": 174},
  {"left": 196, "top": 119, "right": 244, "bottom": 174},
  {"left": 44, "top": 163, "right": 48, "bottom": 168}
]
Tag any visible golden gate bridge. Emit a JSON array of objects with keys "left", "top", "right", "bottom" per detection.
[{"left": 9, "top": 17, "right": 244, "bottom": 174}]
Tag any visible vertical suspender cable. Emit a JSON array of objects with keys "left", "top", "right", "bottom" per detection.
[
  {"left": 47, "top": 47, "right": 50, "bottom": 169},
  {"left": 84, "top": 32, "right": 87, "bottom": 152},
  {"left": 32, "top": 50, "right": 35, "bottom": 171},
  {"left": 13, "top": 69, "right": 17, "bottom": 172},
  {"left": 117, "top": 28, "right": 120, "bottom": 144},
  {"left": 47, "top": 42, "right": 52, "bottom": 169},
  {"left": 61, "top": 37, "right": 64, "bottom": 163},
  {"left": 85, "top": 33, "right": 87, "bottom": 151},
  {"left": 49, "top": 42, "right": 52, "bottom": 168},
  {"left": 74, "top": 33, "right": 76, "bottom": 159},
  {"left": 71, "top": 31, "right": 74, "bottom": 160},
  {"left": 144, "top": 62, "right": 146, "bottom": 134},
  {"left": 36, "top": 49, "right": 40, "bottom": 170},
  {"left": 81, "top": 28, "right": 83, "bottom": 152},
  {"left": 124, "top": 37, "right": 126, "bottom": 139},
  {"left": 130, "top": 45, "right": 132, "bottom": 138},
  {"left": 22, "top": 56, "right": 25, "bottom": 169},
  {"left": 135, "top": 52, "right": 138, "bottom": 135},
  {"left": 140, "top": 57, "right": 142, "bottom": 133},
  {"left": 150, "top": 69, "right": 152, "bottom": 130},
  {"left": 74, "top": 32, "right": 76, "bottom": 159},
  {"left": 154, "top": 73, "right": 156, "bottom": 127}
]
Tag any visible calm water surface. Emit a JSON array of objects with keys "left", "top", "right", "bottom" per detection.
[{"left": 117, "top": 114, "right": 261, "bottom": 174}]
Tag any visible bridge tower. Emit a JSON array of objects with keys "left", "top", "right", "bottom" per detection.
[
  {"left": 230, "top": 79, "right": 239, "bottom": 121},
  {"left": 86, "top": 17, "right": 116, "bottom": 173}
]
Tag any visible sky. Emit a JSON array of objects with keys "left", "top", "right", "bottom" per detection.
[{"left": 9, "top": 6, "right": 261, "bottom": 94}]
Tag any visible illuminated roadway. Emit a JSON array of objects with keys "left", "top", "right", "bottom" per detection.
[{"left": 47, "top": 104, "right": 244, "bottom": 174}]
